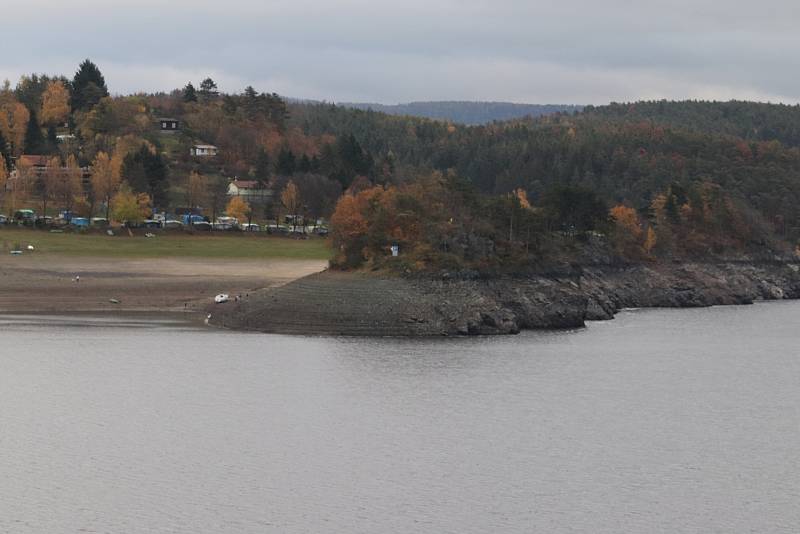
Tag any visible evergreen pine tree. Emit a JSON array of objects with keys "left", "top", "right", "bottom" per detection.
[
  {"left": 0, "top": 130, "right": 10, "bottom": 168},
  {"left": 222, "top": 95, "right": 238, "bottom": 115},
  {"left": 664, "top": 194, "right": 681, "bottom": 224},
  {"left": 276, "top": 148, "right": 296, "bottom": 176},
  {"left": 47, "top": 124, "right": 58, "bottom": 145},
  {"left": 182, "top": 82, "right": 198, "bottom": 103},
  {"left": 243, "top": 86, "right": 260, "bottom": 119},
  {"left": 72, "top": 59, "right": 109, "bottom": 110},
  {"left": 254, "top": 149, "right": 272, "bottom": 183},
  {"left": 244, "top": 86, "right": 258, "bottom": 99},
  {"left": 121, "top": 145, "right": 170, "bottom": 208},
  {"left": 24, "top": 110, "right": 46, "bottom": 154},
  {"left": 198, "top": 78, "right": 219, "bottom": 101},
  {"left": 297, "top": 154, "right": 312, "bottom": 173}
]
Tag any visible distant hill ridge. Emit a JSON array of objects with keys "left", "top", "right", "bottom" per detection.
[
  {"left": 337, "top": 101, "right": 583, "bottom": 125},
  {"left": 584, "top": 100, "right": 800, "bottom": 147}
]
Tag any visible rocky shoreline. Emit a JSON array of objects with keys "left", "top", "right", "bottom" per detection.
[{"left": 208, "top": 261, "right": 800, "bottom": 336}]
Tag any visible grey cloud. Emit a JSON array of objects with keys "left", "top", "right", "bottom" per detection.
[{"left": 2, "top": 0, "right": 798, "bottom": 104}]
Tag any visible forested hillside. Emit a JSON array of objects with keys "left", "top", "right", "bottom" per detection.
[
  {"left": 2, "top": 61, "right": 799, "bottom": 272},
  {"left": 338, "top": 101, "right": 582, "bottom": 125},
  {"left": 292, "top": 101, "right": 800, "bottom": 231},
  {"left": 583, "top": 100, "right": 800, "bottom": 146}
]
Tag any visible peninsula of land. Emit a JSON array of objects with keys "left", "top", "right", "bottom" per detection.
[{"left": 208, "top": 260, "right": 800, "bottom": 336}]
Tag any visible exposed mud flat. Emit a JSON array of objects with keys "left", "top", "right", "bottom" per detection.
[{"left": 0, "top": 255, "right": 327, "bottom": 313}]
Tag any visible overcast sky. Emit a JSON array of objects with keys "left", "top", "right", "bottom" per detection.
[{"left": 2, "top": 0, "right": 798, "bottom": 105}]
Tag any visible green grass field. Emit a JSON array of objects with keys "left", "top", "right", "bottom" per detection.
[{"left": 0, "top": 228, "right": 332, "bottom": 260}]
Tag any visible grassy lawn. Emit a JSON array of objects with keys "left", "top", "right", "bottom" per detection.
[{"left": 0, "top": 228, "right": 332, "bottom": 260}]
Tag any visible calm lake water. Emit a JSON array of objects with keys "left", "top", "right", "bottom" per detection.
[{"left": 1, "top": 304, "right": 799, "bottom": 533}]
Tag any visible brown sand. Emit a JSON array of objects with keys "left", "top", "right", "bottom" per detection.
[{"left": 0, "top": 254, "right": 327, "bottom": 314}]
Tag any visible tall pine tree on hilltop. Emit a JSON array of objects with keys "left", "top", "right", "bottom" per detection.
[
  {"left": 23, "top": 110, "right": 46, "bottom": 154},
  {"left": 72, "top": 59, "right": 109, "bottom": 111},
  {"left": 182, "top": 82, "right": 198, "bottom": 103}
]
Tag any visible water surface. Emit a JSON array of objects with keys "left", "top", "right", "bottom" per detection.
[{"left": 1, "top": 304, "right": 799, "bottom": 533}]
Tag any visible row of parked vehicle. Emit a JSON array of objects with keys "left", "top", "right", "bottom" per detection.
[
  {"left": 135, "top": 218, "right": 328, "bottom": 236},
  {"left": 0, "top": 210, "right": 330, "bottom": 236},
  {"left": 0, "top": 210, "right": 109, "bottom": 229}
]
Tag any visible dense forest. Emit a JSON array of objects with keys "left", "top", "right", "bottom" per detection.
[
  {"left": 2, "top": 60, "right": 799, "bottom": 272},
  {"left": 337, "top": 101, "right": 582, "bottom": 125},
  {"left": 292, "top": 101, "right": 800, "bottom": 236},
  {"left": 583, "top": 100, "right": 800, "bottom": 146}
]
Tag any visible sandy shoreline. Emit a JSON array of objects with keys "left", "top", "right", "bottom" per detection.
[{"left": 0, "top": 254, "right": 327, "bottom": 314}]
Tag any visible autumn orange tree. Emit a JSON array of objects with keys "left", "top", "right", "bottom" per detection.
[
  {"left": 330, "top": 172, "right": 460, "bottom": 269},
  {"left": 40, "top": 81, "right": 71, "bottom": 126},
  {"left": 330, "top": 186, "right": 389, "bottom": 268},
  {"left": 0, "top": 102, "right": 30, "bottom": 155},
  {"left": 226, "top": 196, "right": 251, "bottom": 225},
  {"left": 280, "top": 180, "right": 301, "bottom": 229},
  {"left": 610, "top": 205, "right": 647, "bottom": 259}
]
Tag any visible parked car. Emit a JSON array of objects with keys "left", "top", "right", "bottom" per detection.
[
  {"left": 163, "top": 220, "right": 184, "bottom": 230},
  {"left": 241, "top": 223, "right": 261, "bottom": 232},
  {"left": 0, "top": 214, "right": 7, "bottom": 225},
  {"left": 191, "top": 221, "right": 212, "bottom": 231},
  {"left": 182, "top": 214, "right": 207, "bottom": 226},
  {"left": 34, "top": 216, "right": 54, "bottom": 228},
  {"left": 143, "top": 219, "right": 162, "bottom": 229},
  {"left": 264, "top": 224, "right": 291, "bottom": 235},
  {"left": 14, "top": 209, "right": 36, "bottom": 226},
  {"left": 215, "top": 216, "right": 238, "bottom": 226},
  {"left": 70, "top": 217, "right": 90, "bottom": 228},
  {"left": 91, "top": 217, "right": 109, "bottom": 227}
]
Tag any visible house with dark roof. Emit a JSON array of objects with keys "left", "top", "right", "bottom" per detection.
[{"left": 159, "top": 118, "right": 179, "bottom": 133}]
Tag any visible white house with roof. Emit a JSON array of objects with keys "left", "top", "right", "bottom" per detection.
[
  {"left": 227, "top": 180, "right": 273, "bottom": 203},
  {"left": 190, "top": 144, "right": 218, "bottom": 157}
]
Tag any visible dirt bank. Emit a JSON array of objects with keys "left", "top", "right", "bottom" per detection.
[
  {"left": 208, "top": 261, "right": 800, "bottom": 336},
  {"left": 0, "top": 255, "right": 327, "bottom": 313}
]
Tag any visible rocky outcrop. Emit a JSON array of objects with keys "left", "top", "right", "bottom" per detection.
[{"left": 208, "top": 262, "right": 800, "bottom": 336}]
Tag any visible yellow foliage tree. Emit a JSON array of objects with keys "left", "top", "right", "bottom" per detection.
[
  {"left": 7, "top": 103, "right": 29, "bottom": 155},
  {"left": 12, "top": 157, "right": 34, "bottom": 210},
  {"left": 610, "top": 204, "right": 645, "bottom": 258},
  {"left": 225, "top": 196, "right": 251, "bottom": 224},
  {"left": 515, "top": 188, "right": 532, "bottom": 209},
  {"left": 610, "top": 205, "right": 643, "bottom": 240},
  {"left": 112, "top": 182, "right": 151, "bottom": 225},
  {"left": 281, "top": 180, "right": 301, "bottom": 228},
  {"left": 186, "top": 171, "right": 209, "bottom": 208},
  {"left": 644, "top": 227, "right": 657, "bottom": 255},
  {"left": 90, "top": 151, "right": 120, "bottom": 219},
  {"left": 60, "top": 154, "right": 84, "bottom": 212},
  {"left": 40, "top": 81, "right": 71, "bottom": 126}
]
